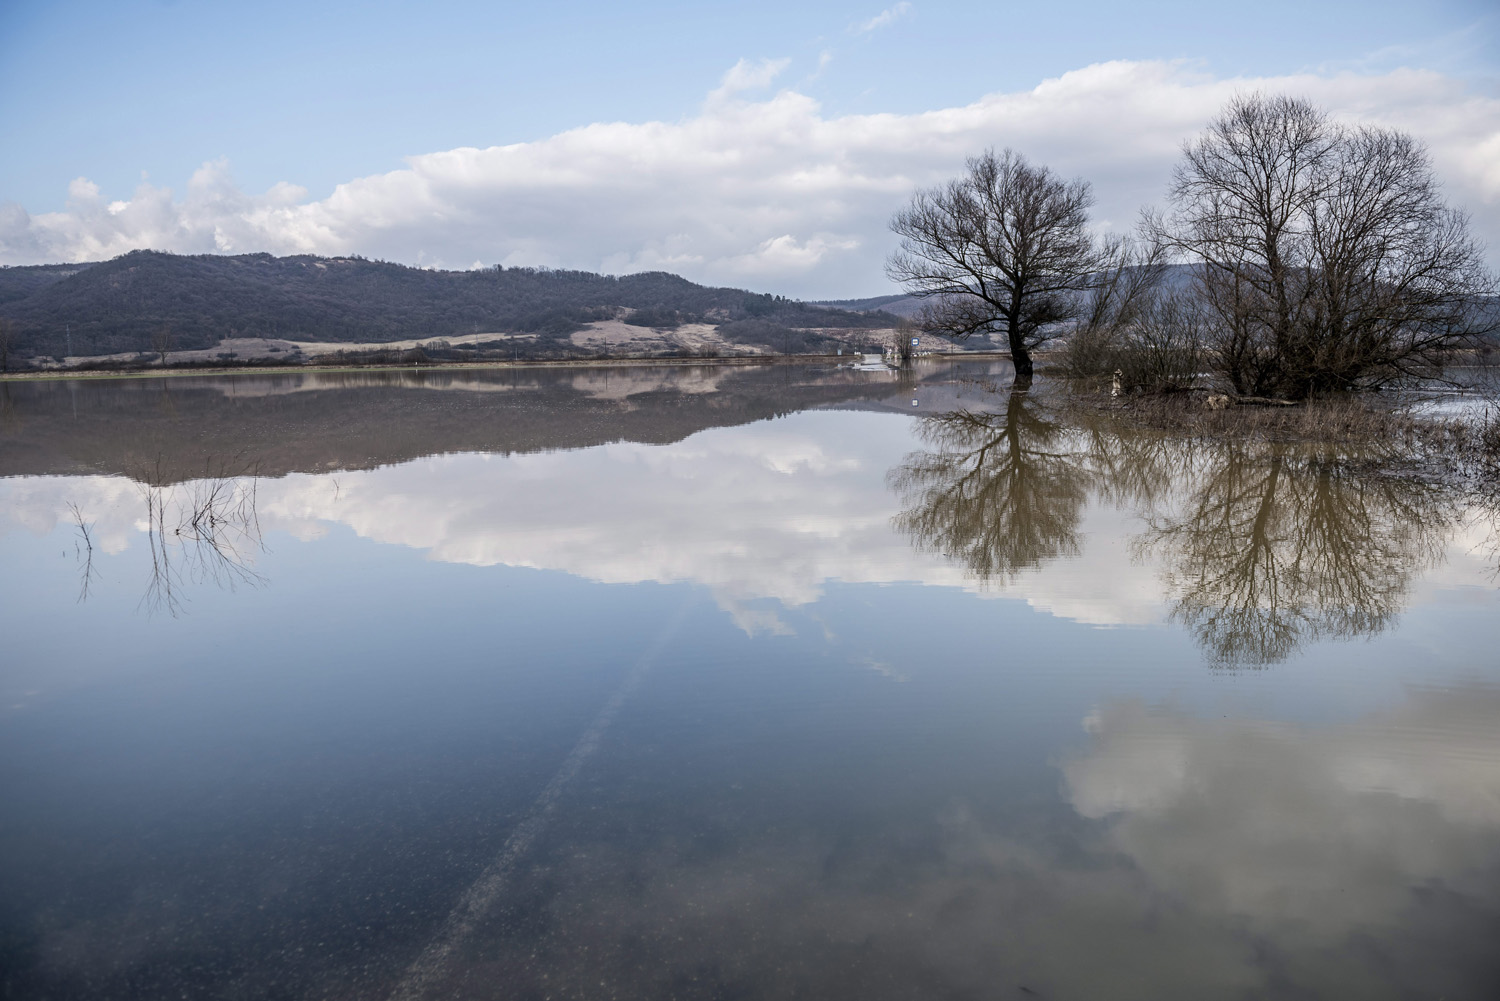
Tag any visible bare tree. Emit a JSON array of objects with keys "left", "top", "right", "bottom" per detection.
[
  {"left": 0, "top": 317, "right": 14, "bottom": 373},
  {"left": 1159, "top": 94, "right": 1497, "bottom": 398},
  {"left": 151, "top": 324, "right": 173, "bottom": 365},
  {"left": 1073, "top": 237, "right": 1170, "bottom": 341},
  {"left": 887, "top": 149, "right": 1108, "bottom": 387},
  {"left": 1060, "top": 236, "right": 1208, "bottom": 392}
]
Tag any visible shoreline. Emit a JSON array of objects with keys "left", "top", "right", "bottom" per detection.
[{"left": 0, "top": 350, "right": 1013, "bottom": 384}]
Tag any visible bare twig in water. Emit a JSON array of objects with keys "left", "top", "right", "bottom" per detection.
[
  {"left": 67, "top": 501, "right": 98, "bottom": 603},
  {"left": 137, "top": 454, "right": 267, "bottom": 616}
]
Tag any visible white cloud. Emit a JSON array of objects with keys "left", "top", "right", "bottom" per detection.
[
  {"left": 723, "top": 233, "right": 861, "bottom": 275},
  {"left": 707, "top": 56, "right": 791, "bottom": 103},
  {"left": 854, "top": 2, "right": 912, "bottom": 34},
  {"left": 2, "top": 60, "right": 1496, "bottom": 296}
]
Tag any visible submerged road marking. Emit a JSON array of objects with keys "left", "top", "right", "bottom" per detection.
[{"left": 387, "top": 600, "right": 693, "bottom": 1001}]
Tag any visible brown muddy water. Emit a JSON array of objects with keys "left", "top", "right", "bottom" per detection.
[{"left": 2, "top": 363, "right": 1499, "bottom": 1000}]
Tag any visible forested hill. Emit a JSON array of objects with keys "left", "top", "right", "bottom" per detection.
[{"left": 0, "top": 251, "right": 898, "bottom": 359}]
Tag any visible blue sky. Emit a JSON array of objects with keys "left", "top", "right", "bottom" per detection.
[{"left": 2, "top": 0, "right": 1497, "bottom": 295}]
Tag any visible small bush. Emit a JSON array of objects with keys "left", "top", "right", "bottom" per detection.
[
  {"left": 1061, "top": 291, "right": 1206, "bottom": 393},
  {"left": 626, "top": 306, "right": 683, "bottom": 329},
  {"left": 718, "top": 319, "right": 842, "bottom": 354}
]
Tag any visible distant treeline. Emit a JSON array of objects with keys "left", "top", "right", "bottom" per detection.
[{"left": 0, "top": 251, "right": 899, "bottom": 359}]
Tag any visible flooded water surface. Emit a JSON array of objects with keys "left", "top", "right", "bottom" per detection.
[{"left": 2, "top": 364, "right": 1499, "bottom": 999}]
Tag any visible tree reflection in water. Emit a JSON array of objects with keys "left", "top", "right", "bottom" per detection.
[
  {"left": 1143, "top": 441, "right": 1456, "bottom": 666},
  {"left": 70, "top": 456, "right": 269, "bottom": 616},
  {"left": 67, "top": 501, "right": 99, "bottom": 602},
  {"left": 894, "top": 392, "right": 1466, "bottom": 666},
  {"left": 890, "top": 393, "right": 1090, "bottom": 583}
]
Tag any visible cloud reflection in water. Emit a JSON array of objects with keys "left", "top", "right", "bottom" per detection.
[{"left": 2, "top": 396, "right": 1494, "bottom": 660}]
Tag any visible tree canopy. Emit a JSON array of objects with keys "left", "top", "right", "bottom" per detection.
[
  {"left": 1158, "top": 94, "right": 1496, "bottom": 397},
  {"left": 887, "top": 149, "right": 1109, "bottom": 384}
]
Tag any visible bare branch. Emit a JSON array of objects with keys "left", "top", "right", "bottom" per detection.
[
  {"left": 887, "top": 149, "right": 1109, "bottom": 384},
  {"left": 1161, "top": 93, "right": 1497, "bottom": 397}
]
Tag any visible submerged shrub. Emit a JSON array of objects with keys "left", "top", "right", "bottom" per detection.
[{"left": 1061, "top": 263, "right": 1206, "bottom": 395}]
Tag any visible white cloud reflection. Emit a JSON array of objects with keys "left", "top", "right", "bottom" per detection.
[
  {"left": 0, "top": 409, "right": 1494, "bottom": 634},
  {"left": 1063, "top": 688, "right": 1500, "bottom": 940},
  {"left": 0, "top": 411, "right": 1164, "bottom": 632},
  {"left": 417, "top": 683, "right": 1500, "bottom": 999}
]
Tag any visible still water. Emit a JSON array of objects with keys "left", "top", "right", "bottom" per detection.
[{"left": 2, "top": 364, "right": 1498, "bottom": 1000}]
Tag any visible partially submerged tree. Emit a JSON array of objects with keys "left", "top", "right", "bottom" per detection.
[
  {"left": 888, "top": 149, "right": 1109, "bottom": 386},
  {"left": 1159, "top": 94, "right": 1496, "bottom": 398}
]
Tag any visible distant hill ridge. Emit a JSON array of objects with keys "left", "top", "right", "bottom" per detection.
[
  {"left": 0, "top": 251, "right": 900, "bottom": 360},
  {"left": 808, "top": 293, "right": 924, "bottom": 319}
]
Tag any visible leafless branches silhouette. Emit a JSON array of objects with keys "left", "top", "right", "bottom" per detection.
[{"left": 136, "top": 456, "right": 266, "bottom": 616}]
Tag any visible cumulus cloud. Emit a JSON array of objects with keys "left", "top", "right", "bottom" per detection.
[{"left": 1, "top": 60, "right": 1496, "bottom": 296}]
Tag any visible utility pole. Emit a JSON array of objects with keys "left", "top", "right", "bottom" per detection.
[{"left": 66, "top": 322, "right": 72, "bottom": 359}]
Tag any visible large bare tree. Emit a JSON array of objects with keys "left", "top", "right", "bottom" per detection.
[
  {"left": 887, "top": 149, "right": 1107, "bottom": 386},
  {"left": 1160, "top": 94, "right": 1496, "bottom": 398}
]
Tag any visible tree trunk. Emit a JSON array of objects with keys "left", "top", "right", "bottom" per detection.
[{"left": 1008, "top": 325, "right": 1033, "bottom": 388}]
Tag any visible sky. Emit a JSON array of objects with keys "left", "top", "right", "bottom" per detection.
[{"left": 1, "top": 0, "right": 1497, "bottom": 297}]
